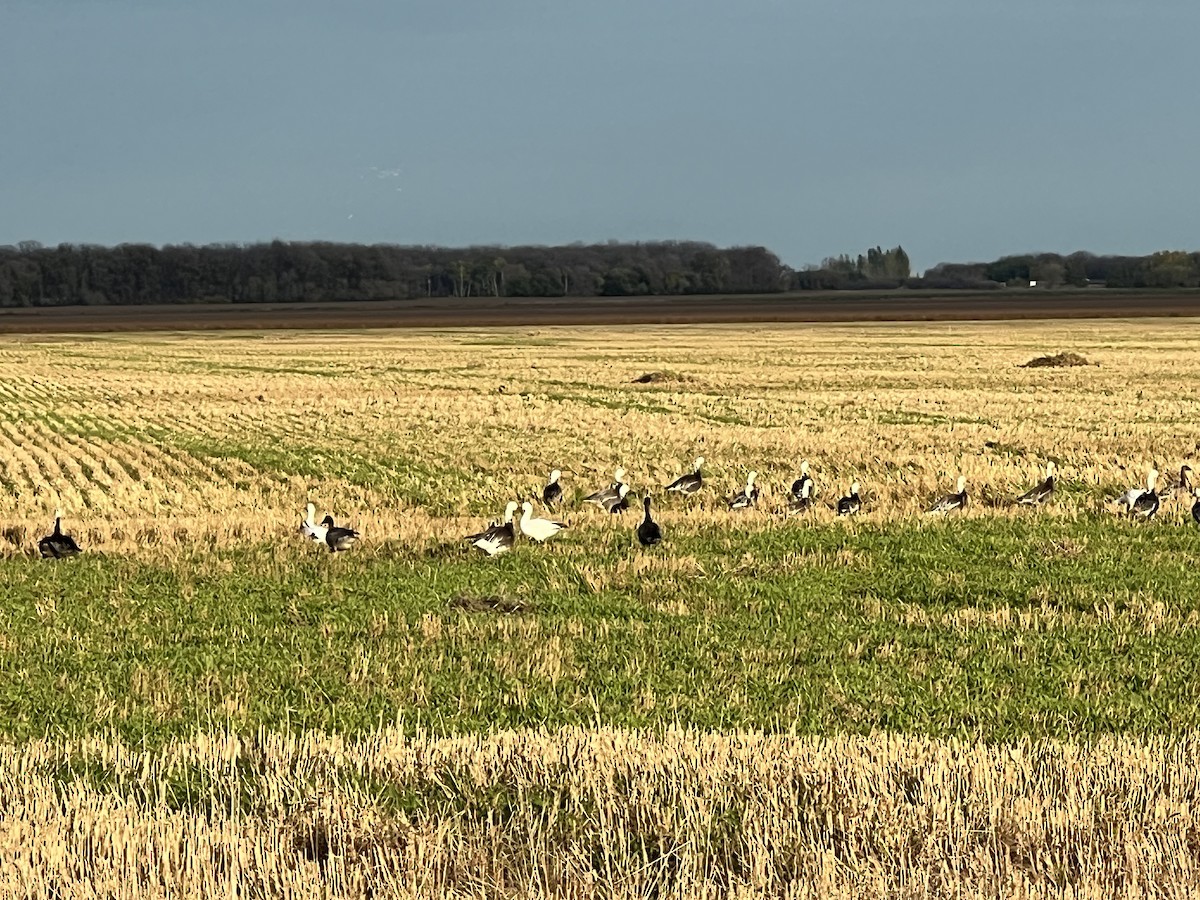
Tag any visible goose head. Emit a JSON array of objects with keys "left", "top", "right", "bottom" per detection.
[
  {"left": 643, "top": 495, "right": 653, "bottom": 513},
  {"left": 503, "top": 501, "right": 519, "bottom": 522},
  {"left": 956, "top": 475, "right": 967, "bottom": 493},
  {"left": 305, "top": 502, "right": 316, "bottom": 524},
  {"left": 800, "top": 461, "right": 809, "bottom": 475},
  {"left": 850, "top": 482, "right": 860, "bottom": 495},
  {"left": 745, "top": 471, "right": 757, "bottom": 489},
  {"left": 693, "top": 457, "right": 705, "bottom": 472},
  {"left": 521, "top": 501, "right": 534, "bottom": 518},
  {"left": 1046, "top": 462, "right": 1056, "bottom": 477},
  {"left": 1147, "top": 468, "right": 1159, "bottom": 490},
  {"left": 320, "top": 514, "right": 336, "bottom": 528},
  {"left": 613, "top": 467, "right": 627, "bottom": 483},
  {"left": 549, "top": 469, "right": 562, "bottom": 484}
]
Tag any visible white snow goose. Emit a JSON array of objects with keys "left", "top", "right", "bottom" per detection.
[
  {"left": 927, "top": 476, "right": 968, "bottom": 514},
  {"left": 666, "top": 457, "right": 705, "bottom": 495},
  {"left": 465, "top": 501, "right": 519, "bottom": 557},
  {"left": 542, "top": 470, "right": 564, "bottom": 507},
  {"left": 584, "top": 467, "right": 627, "bottom": 507},
  {"left": 790, "top": 461, "right": 813, "bottom": 500},
  {"left": 1129, "top": 469, "right": 1160, "bottom": 519},
  {"left": 727, "top": 471, "right": 759, "bottom": 509},
  {"left": 38, "top": 510, "right": 82, "bottom": 558},
  {"left": 637, "top": 496, "right": 663, "bottom": 546},
  {"left": 320, "top": 515, "right": 359, "bottom": 552},
  {"left": 519, "top": 501, "right": 567, "bottom": 543},
  {"left": 602, "top": 482, "right": 632, "bottom": 515},
  {"left": 837, "top": 483, "right": 862, "bottom": 516},
  {"left": 786, "top": 480, "right": 813, "bottom": 515},
  {"left": 300, "top": 503, "right": 328, "bottom": 543},
  {"left": 1016, "top": 462, "right": 1056, "bottom": 506}
]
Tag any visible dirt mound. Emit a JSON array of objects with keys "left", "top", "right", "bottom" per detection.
[
  {"left": 631, "top": 370, "right": 689, "bottom": 384},
  {"left": 1021, "top": 352, "right": 1095, "bottom": 368},
  {"left": 449, "top": 593, "right": 530, "bottom": 614}
]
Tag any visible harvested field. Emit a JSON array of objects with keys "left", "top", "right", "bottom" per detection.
[
  {"left": 0, "top": 319, "right": 1197, "bottom": 553},
  {"left": 6, "top": 727, "right": 1200, "bottom": 899},
  {"left": 2, "top": 318, "right": 1200, "bottom": 896}
]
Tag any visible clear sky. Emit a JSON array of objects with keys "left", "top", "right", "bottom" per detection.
[{"left": 3, "top": 0, "right": 1198, "bottom": 271}]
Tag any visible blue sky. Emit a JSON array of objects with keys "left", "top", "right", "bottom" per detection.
[{"left": 3, "top": 0, "right": 1198, "bottom": 271}]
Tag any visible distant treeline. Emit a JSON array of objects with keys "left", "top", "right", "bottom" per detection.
[
  {"left": 0, "top": 240, "right": 785, "bottom": 307},
  {"left": 799, "top": 248, "right": 1200, "bottom": 290},
  {"left": 1, "top": 240, "right": 1198, "bottom": 307}
]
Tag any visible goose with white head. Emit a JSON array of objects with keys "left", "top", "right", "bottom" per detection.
[
  {"left": 790, "top": 461, "right": 813, "bottom": 500},
  {"left": 602, "top": 482, "right": 632, "bottom": 514},
  {"left": 927, "top": 476, "right": 968, "bottom": 514},
  {"left": 786, "top": 480, "right": 813, "bottom": 515},
  {"left": 300, "top": 503, "right": 327, "bottom": 543},
  {"left": 542, "top": 470, "right": 564, "bottom": 507},
  {"left": 584, "top": 467, "right": 626, "bottom": 507},
  {"left": 1016, "top": 462, "right": 1057, "bottom": 506},
  {"left": 465, "top": 501, "right": 519, "bottom": 556},
  {"left": 666, "top": 457, "right": 704, "bottom": 495},
  {"left": 727, "top": 471, "right": 759, "bottom": 509},
  {"left": 1129, "top": 469, "right": 1160, "bottom": 519},
  {"left": 837, "top": 483, "right": 862, "bottom": 516},
  {"left": 520, "top": 501, "right": 567, "bottom": 543},
  {"left": 38, "top": 509, "right": 82, "bottom": 559}
]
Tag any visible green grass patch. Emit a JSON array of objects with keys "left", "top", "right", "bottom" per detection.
[{"left": 1, "top": 517, "right": 1199, "bottom": 744}]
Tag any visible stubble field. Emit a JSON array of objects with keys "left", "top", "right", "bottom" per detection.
[{"left": 2, "top": 319, "right": 1200, "bottom": 897}]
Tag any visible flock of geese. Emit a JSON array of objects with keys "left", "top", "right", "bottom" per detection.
[{"left": 32, "top": 460, "right": 1200, "bottom": 559}]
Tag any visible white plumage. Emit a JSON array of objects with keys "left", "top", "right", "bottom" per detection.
[
  {"left": 520, "top": 501, "right": 568, "bottom": 543},
  {"left": 300, "top": 503, "right": 327, "bottom": 543}
]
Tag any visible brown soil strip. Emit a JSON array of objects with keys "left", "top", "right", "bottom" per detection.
[{"left": 1, "top": 291, "right": 1198, "bottom": 334}]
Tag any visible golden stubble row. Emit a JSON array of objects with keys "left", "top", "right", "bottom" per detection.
[
  {"left": 0, "top": 321, "right": 1198, "bottom": 556},
  {"left": 2, "top": 727, "right": 1200, "bottom": 898}
]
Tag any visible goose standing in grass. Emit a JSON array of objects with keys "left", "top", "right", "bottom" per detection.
[
  {"left": 320, "top": 515, "right": 359, "bottom": 552},
  {"left": 584, "top": 467, "right": 626, "bottom": 507},
  {"left": 1016, "top": 462, "right": 1057, "bottom": 506},
  {"left": 1160, "top": 464, "right": 1194, "bottom": 502},
  {"left": 300, "top": 503, "right": 327, "bottom": 543},
  {"left": 727, "top": 471, "right": 759, "bottom": 510},
  {"left": 927, "top": 476, "right": 968, "bottom": 514},
  {"left": 1129, "top": 469, "right": 1160, "bottom": 520},
  {"left": 1192, "top": 488, "right": 1200, "bottom": 525},
  {"left": 666, "top": 457, "right": 705, "bottom": 495},
  {"left": 465, "top": 501, "right": 519, "bottom": 557},
  {"left": 790, "top": 461, "right": 814, "bottom": 500},
  {"left": 837, "top": 483, "right": 862, "bottom": 516},
  {"left": 38, "top": 510, "right": 81, "bottom": 558},
  {"left": 520, "top": 501, "right": 567, "bottom": 543},
  {"left": 637, "top": 496, "right": 662, "bottom": 546},
  {"left": 786, "top": 481, "right": 813, "bottom": 515},
  {"left": 602, "top": 482, "right": 632, "bottom": 515},
  {"left": 1112, "top": 468, "right": 1153, "bottom": 511},
  {"left": 541, "top": 470, "right": 564, "bottom": 507}
]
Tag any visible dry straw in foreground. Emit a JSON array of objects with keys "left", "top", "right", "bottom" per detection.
[{"left": 2, "top": 727, "right": 1198, "bottom": 898}]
